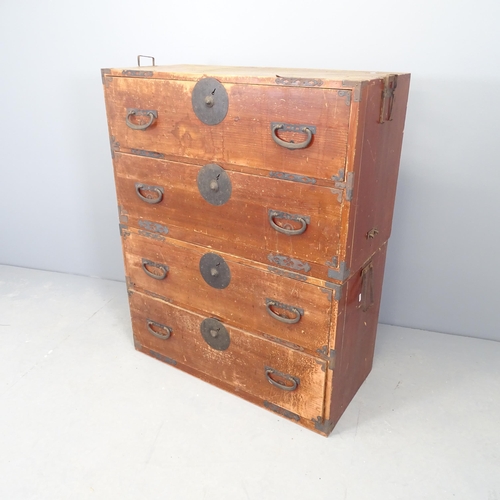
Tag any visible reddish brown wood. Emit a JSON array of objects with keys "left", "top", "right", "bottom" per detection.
[
  {"left": 322, "top": 243, "right": 388, "bottom": 432},
  {"left": 122, "top": 227, "right": 334, "bottom": 355},
  {"left": 113, "top": 152, "right": 343, "bottom": 280},
  {"left": 129, "top": 291, "right": 327, "bottom": 420},
  {"left": 102, "top": 64, "right": 410, "bottom": 436},
  {"left": 104, "top": 78, "right": 350, "bottom": 181},
  {"left": 343, "top": 75, "right": 411, "bottom": 276}
]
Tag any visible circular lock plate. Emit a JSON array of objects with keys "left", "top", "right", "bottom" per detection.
[
  {"left": 192, "top": 77, "right": 229, "bottom": 125},
  {"left": 200, "top": 317, "right": 230, "bottom": 351},
  {"left": 199, "top": 253, "right": 231, "bottom": 289},
  {"left": 197, "top": 163, "right": 232, "bottom": 206}
]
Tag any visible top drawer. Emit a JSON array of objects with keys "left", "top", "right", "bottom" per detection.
[{"left": 103, "top": 76, "right": 351, "bottom": 181}]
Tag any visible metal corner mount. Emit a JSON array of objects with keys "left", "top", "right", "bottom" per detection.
[
  {"left": 324, "top": 282, "right": 343, "bottom": 301},
  {"left": 312, "top": 416, "right": 334, "bottom": 434},
  {"left": 101, "top": 68, "right": 111, "bottom": 84},
  {"left": 341, "top": 80, "right": 362, "bottom": 102},
  {"left": 327, "top": 261, "right": 349, "bottom": 281}
]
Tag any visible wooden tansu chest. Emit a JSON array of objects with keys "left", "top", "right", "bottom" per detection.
[{"left": 101, "top": 62, "right": 410, "bottom": 436}]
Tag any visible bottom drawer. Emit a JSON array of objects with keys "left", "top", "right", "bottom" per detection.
[{"left": 129, "top": 290, "right": 327, "bottom": 421}]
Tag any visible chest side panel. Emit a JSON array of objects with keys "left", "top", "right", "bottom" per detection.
[{"left": 347, "top": 75, "right": 410, "bottom": 274}]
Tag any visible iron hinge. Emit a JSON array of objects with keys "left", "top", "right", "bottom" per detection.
[{"left": 379, "top": 74, "right": 398, "bottom": 123}]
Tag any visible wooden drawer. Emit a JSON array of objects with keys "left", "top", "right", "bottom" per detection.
[
  {"left": 114, "top": 152, "right": 343, "bottom": 278},
  {"left": 122, "top": 228, "right": 333, "bottom": 354},
  {"left": 129, "top": 290, "right": 327, "bottom": 420},
  {"left": 104, "top": 76, "right": 350, "bottom": 181}
]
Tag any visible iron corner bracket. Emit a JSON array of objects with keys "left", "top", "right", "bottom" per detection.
[
  {"left": 327, "top": 261, "right": 349, "bottom": 282},
  {"left": 101, "top": 68, "right": 111, "bottom": 84},
  {"left": 341, "top": 80, "right": 362, "bottom": 102},
  {"left": 324, "top": 282, "right": 343, "bottom": 301},
  {"left": 312, "top": 416, "right": 334, "bottom": 435}
]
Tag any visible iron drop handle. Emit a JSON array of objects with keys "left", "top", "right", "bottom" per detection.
[
  {"left": 265, "top": 366, "right": 300, "bottom": 392},
  {"left": 265, "top": 299, "right": 303, "bottom": 324},
  {"left": 141, "top": 258, "right": 169, "bottom": 280},
  {"left": 268, "top": 210, "right": 308, "bottom": 236},
  {"left": 135, "top": 183, "right": 164, "bottom": 204},
  {"left": 147, "top": 319, "right": 172, "bottom": 340},
  {"left": 271, "top": 123, "right": 313, "bottom": 150},
  {"left": 126, "top": 109, "right": 157, "bottom": 130}
]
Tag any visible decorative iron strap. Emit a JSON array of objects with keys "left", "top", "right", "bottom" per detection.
[{"left": 275, "top": 76, "right": 323, "bottom": 87}]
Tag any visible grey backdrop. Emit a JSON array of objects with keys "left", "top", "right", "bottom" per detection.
[{"left": 1, "top": 0, "right": 499, "bottom": 341}]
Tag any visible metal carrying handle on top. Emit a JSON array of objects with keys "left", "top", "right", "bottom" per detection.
[{"left": 137, "top": 55, "right": 155, "bottom": 67}]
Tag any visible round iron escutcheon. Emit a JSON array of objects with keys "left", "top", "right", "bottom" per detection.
[
  {"left": 199, "top": 253, "right": 231, "bottom": 289},
  {"left": 200, "top": 317, "right": 230, "bottom": 351},
  {"left": 197, "top": 163, "right": 232, "bottom": 206},
  {"left": 191, "top": 77, "right": 229, "bottom": 125}
]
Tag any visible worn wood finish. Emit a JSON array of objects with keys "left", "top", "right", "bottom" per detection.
[
  {"left": 104, "top": 64, "right": 394, "bottom": 87},
  {"left": 114, "top": 152, "right": 343, "bottom": 278},
  {"left": 122, "top": 227, "right": 334, "bottom": 354},
  {"left": 102, "top": 64, "right": 410, "bottom": 436},
  {"left": 104, "top": 77, "right": 350, "bottom": 181},
  {"left": 344, "top": 76, "right": 411, "bottom": 276},
  {"left": 133, "top": 337, "right": 327, "bottom": 434},
  {"left": 321, "top": 243, "right": 388, "bottom": 432},
  {"left": 129, "top": 290, "right": 327, "bottom": 420}
]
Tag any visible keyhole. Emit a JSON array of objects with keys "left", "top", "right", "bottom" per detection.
[{"left": 210, "top": 263, "right": 220, "bottom": 277}]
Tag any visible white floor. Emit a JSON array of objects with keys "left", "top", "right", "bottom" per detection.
[{"left": 0, "top": 264, "right": 498, "bottom": 500}]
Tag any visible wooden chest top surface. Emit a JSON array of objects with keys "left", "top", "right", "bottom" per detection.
[{"left": 103, "top": 64, "right": 409, "bottom": 87}]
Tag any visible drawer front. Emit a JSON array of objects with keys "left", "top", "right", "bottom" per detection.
[
  {"left": 122, "top": 228, "right": 333, "bottom": 353},
  {"left": 114, "top": 152, "right": 343, "bottom": 273},
  {"left": 105, "top": 77, "right": 350, "bottom": 181},
  {"left": 129, "top": 291, "right": 326, "bottom": 420}
]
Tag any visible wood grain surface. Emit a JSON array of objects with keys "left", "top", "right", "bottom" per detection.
[
  {"left": 129, "top": 290, "right": 327, "bottom": 420},
  {"left": 104, "top": 77, "right": 350, "bottom": 181},
  {"left": 114, "top": 152, "right": 343, "bottom": 276},
  {"left": 122, "top": 228, "right": 335, "bottom": 354}
]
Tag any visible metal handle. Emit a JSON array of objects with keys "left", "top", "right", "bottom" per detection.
[
  {"left": 265, "top": 299, "right": 303, "bottom": 324},
  {"left": 147, "top": 319, "right": 172, "bottom": 340},
  {"left": 137, "top": 55, "right": 155, "bottom": 67},
  {"left": 264, "top": 367, "right": 299, "bottom": 392},
  {"left": 268, "top": 210, "right": 308, "bottom": 236},
  {"left": 141, "top": 258, "right": 168, "bottom": 280},
  {"left": 135, "top": 183, "right": 164, "bottom": 204},
  {"left": 271, "top": 123, "right": 313, "bottom": 150},
  {"left": 126, "top": 110, "right": 157, "bottom": 130}
]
